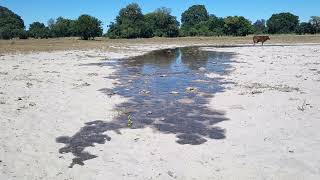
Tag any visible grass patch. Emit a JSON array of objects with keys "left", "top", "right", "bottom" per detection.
[{"left": 0, "top": 35, "right": 320, "bottom": 53}]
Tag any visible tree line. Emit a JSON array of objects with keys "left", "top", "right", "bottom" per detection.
[{"left": 1, "top": 4, "right": 319, "bottom": 40}]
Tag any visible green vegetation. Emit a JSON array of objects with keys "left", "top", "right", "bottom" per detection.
[
  {"left": 310, "top": 16, "right": 320, "bottom": 34},
  {"left": 0, "top": 6, "right": 25, "bottom": 39},
  {"left": 223, "top": 16, "right": 253, "bottom": 36},
  {"left": 28, "top": 22, "right": 50, "bottom": 39},
  {"left": 296, "top": 22, "right": 314, "bottom": 35},
  {"left": 253, "top": 19, "right": 267, "bottom": 34},
  {"left": 48, "top": 17, "right": 76, "bottom": 37},
  {"left": 74, "top": 15, "right": 102, "bottom": 40},
  {"left": 127, "top": 115, "right": 133, "bottom": 128},
  {"left": 107, "top": 3, "right": 151, "bottom": 38},
  {"left": 144, "top": 7, "right": 180, "bottom": 37},
  {"left": 1, "top": 4, "right": 319, "bottom": 40},
  {"left": 180, "top": 5, "right": 209, "bottom": 36},
  {"left": 267, "top": 12, "right": 299, "bottom": 34}
]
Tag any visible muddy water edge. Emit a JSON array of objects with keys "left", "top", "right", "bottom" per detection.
[{"left": 57, "top": 47, "right": 237, "bottom": 168}]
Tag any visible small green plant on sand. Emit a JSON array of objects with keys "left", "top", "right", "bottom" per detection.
[{"left": 127, "top": 114, "right": 133, "bottom": 128}]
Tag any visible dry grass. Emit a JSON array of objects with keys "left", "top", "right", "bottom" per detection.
[{"left": 0, "top": 35, "right": 320, "bottom": 54}]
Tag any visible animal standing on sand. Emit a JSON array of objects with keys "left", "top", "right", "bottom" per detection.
[{"left": 253, "top": 35, "right": 270, "bottom": 45}]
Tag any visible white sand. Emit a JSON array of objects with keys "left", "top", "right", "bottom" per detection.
[{"left": 1, "top": 44, "right": 320, "bottom": 179}]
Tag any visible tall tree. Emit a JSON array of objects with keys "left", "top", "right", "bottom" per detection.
[
  {"left": 144, "top": 7, "right": 179, "bottom": 37},
  {"left": 50, "top": 17, "right": 75, "bottom": 37},
  {"left": 107, "top": 3, "right": 151, "bottom": 39},
  {"left": 295, "top": 22, "right": 314, "bottom": 35},
  {"left": 224, "top": 16, "right": 254, "bottom": 36},
  {"left": 253, "top": 19, "right": 267, "bottom": 34},
  {"left": 181, "top": 5, "right": 209, "bottom": 27},
  {"left": 74, "top": 14, "right": 102, "bottom": 40},
  {"left": 180, "top": 5, "right": 209, "bottom": 36},
  {"left": 267, "top": 12, "right": 299, "bottom": 34},
  {"left": 310, "top": 16, "right": 320, "bottom": 34},
  {"left": 28, "top": 22, "right": 50, "bottom": 39},
  {"left": 0, "top": 6, "right": 25, "bottom": 39},
  {"left": 206, "top": 15, "right": 225, "bottom": 36}
]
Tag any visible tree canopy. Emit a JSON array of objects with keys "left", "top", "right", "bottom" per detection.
[
  {"left": 0, "top": 6, "right": 25, "bottom": 39},
  {"left": 1, "top": 4, "right": 319, "bottom": 40},
  {"left": 295, "top": 22, "right": 314, "bottom": 35},
  {"left": 107, "top": 3, "right": 151, "bottom": 39},
  {"left": 29, "top": 22, "right": 50, "bottom": 39},
  {"left": 180, "top": 5, "right": 210, "bottom": 36},
  {"left": 181, "top": 5, "right": 209, "bottom": 28},
  {"left": 267, "top": 12, "right": 299, "bottom": 34},
  {"left": 144, "top": 7, "right": 179, "bottom": 37},
  {"left": 310, "top": 16, "right": 320, "bottom": 34},
  {"left": 224, "top": 16, "right": 253, "bottom": 36},
  {"left": 49, "top": 17, "right": 76, "bottom": 37},
  {"left": 74, "top": 14, "right": 103, "bottom": 40},
  {"left": 253, "top": 19, "right": 267, "bottom": 34}
]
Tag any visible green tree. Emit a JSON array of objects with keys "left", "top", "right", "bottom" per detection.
[
  {"left": 224, "top": 16, "right": 253, "bottom": 36},
  {"left": 29, "top": 22, "right": 50, "bottom": 39},
  {"left": 180, "top": 5, "right": 209, "bottom": 36},
  {"left": 253, "top": 19, "right": 267, "bottom": 34},
  {"left": 0, "top": 6, "right": 25, "bottom": 39},
  {"left": 205, "top": 15, "right": 225, "bottom": 36},
  {"left": 310, "top": 16, "right": 320, "bottom": 34},
  {"left": 74, "top": 14, "right": 102, "bottom": 40},
  {"left": 107, "top": 3, "right": 151, "bottom": 39},
  {"left": 107, "top": 22, "right": 121, "bottom": 39},
  {"left": 181, "top": 5, "right": 209, "bottom": 28},
  {"left": 144, "top": 7, "right": 179, "bottom": 37},
  {"left": 267, "top": 12, "right": 299, "bottom": 34},
  {"left": 295, "top": 22, "right": 314, "bottom": 35},
  {"left": 49, "top": 17, "right": 76, "bottom": 37}
]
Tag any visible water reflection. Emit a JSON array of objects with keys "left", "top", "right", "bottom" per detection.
[{"left": 57, "top": 47, "right": 236, "bottom": 167}]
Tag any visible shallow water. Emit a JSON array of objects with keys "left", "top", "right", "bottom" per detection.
[{"left": 57, "top": 47, "right": 236, "bottom": 167}]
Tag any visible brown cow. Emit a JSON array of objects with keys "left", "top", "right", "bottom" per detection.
[{"left": 253, "top": 35, "right": 270, "bottom": 45}]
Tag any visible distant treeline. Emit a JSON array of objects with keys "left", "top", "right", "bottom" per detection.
[{"left": 0, "top": 4, "right": 319, "bottom": 40}]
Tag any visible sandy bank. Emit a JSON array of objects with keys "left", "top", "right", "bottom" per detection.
[{"left": 0, "top": 44, "right": 320, "bottom": 179}]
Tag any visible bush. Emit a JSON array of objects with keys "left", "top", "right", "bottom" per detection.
[{"left": 74, "top": 15, "right": 103, "bottom": 40}]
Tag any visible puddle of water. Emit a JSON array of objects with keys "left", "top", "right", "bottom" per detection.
[{"left": 57, "top": 47, "right": 236, "bottom": 168}]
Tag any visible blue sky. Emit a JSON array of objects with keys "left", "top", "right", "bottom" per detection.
[{"left": 1, "top": 0, "right": 319, "bottom": 31}]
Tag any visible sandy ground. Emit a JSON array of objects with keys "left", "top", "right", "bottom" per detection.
[{"left": 0, "top": 44, "right": 320, "bottom": 179}]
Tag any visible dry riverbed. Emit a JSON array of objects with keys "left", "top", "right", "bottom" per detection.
[{"left": 0, "top": 43, "right": 320, "bottom": 179}]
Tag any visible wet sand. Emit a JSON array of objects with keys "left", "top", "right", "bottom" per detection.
[{"left": 1, "top": 44, "right": 320, "bottom": 179}]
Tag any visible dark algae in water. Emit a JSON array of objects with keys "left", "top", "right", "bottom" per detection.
[{"left": 57, "top": 47, "right": 236, "bottom": 167}]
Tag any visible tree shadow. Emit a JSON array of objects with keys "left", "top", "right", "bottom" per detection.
[{"left": 57, "top": 47, "right": 237, "bottom": 167}]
